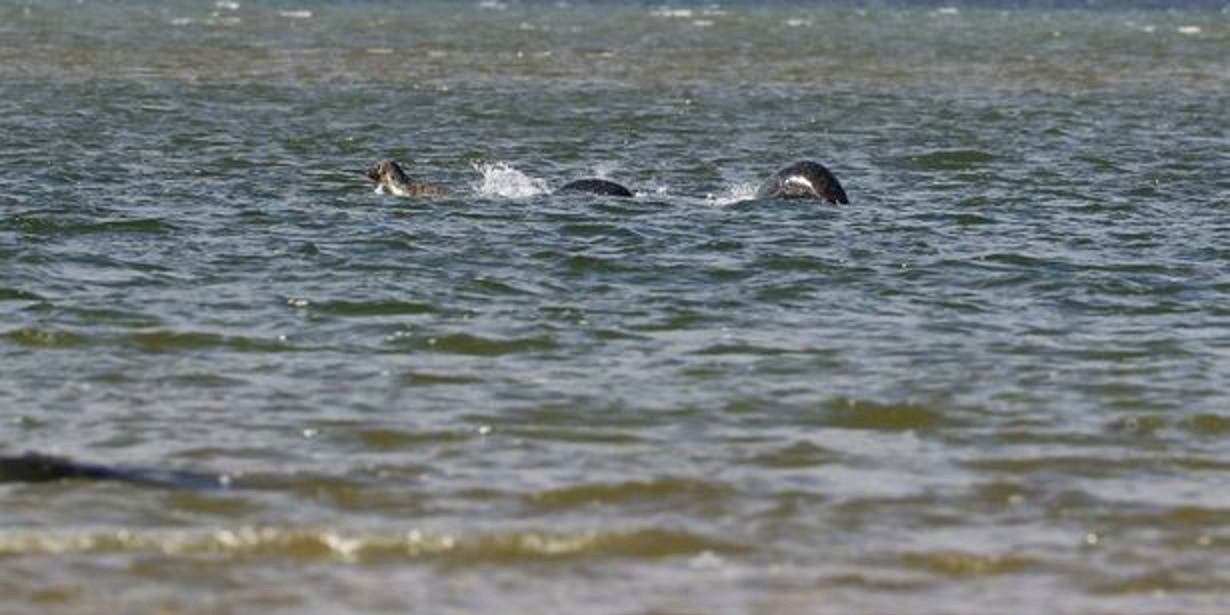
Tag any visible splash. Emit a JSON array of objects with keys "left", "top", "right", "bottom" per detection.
[
  {"left": 471, "top": 162, "right": 549, "bottom": 198},
  {"left": 704, "top": 183, "right": 757, "bottom": 206}
]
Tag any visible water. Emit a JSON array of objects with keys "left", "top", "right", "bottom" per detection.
[{"left": 2, "top": 0, "right": 1229, "bottom": 613}]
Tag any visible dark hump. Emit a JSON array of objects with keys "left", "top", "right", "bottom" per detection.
[
  {"left": 756, "top": 160, "right": 849, "bottom": 204},
  {"left": 557, "top": 178, "right": 634, "bottom": 198},
  {"left": 0, "top": 452, "right": 226, "bottom": 489}
]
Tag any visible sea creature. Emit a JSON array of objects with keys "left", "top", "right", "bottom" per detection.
[
  {"left": 756, "top": 160, "right": 849, "bottom": 204},
  {"left": 0, "top": 452, "right": 227, "bottom": 489},
  {"left": 556, "top": 178, "right": 634, "bottom": 198},
  {"left": 366, "top": 159, "right": 448, "bottom": 197}
]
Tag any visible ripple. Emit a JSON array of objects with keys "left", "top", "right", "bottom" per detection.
[
  {"left": 0, "top": 288, "right": 44, "bottom": 302},
  {"left": 529, "top": 478, "right": 733, "bottom": 510},
  {"left": 1182, "top": 414, "right": 1230, "bottom": 437},
  {"left": 124, "top": 330, "right": 293, "bottom": 353},
  {"left": 399, "top": 371, "right": 485, "bottom": 386},
  {"left": 745, "top": 441, "right": 839, "bottom": 468},
  {"left": 822, "top": 398, "right": 951, "bottom": 431},
  {"left": 387, "top": 332, "right": 558, "bottom": 355},
  {"left": 3, "top": 214, "right": 177, "bottom": 236},
  {"left": 1089, "top": 570, "right": 1229, "bottom": 595},
  {"left": 899, "top": 551, "right": 1037, "bottom": 576},
  {"left": 1, "top": 327, "right": 89, "bottom": 348},
  {"left": 899, "top": 149, "right": 997, "bottom": 170},
  {"left": 307, "top": 299, "right": 438, "bottom": 317}
]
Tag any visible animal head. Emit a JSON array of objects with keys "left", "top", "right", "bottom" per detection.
[
  {"left": 771, "top": 161, "right": 849, "bottom": 204},
  {"left": 366, "top": 159, "right": 410, "bottom": 184}
]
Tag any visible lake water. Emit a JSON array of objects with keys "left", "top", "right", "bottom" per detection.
[{"left": 2, "top": 1, "right": 1229, "bottom": 613}]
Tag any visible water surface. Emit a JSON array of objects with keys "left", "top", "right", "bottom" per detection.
[{"left": 2, "top": 1, "right": 1230, "bottom": 613}]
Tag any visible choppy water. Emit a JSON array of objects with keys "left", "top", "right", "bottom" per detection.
[{"left": 2, "top": 1, "right": 1230, "bottom": 613}]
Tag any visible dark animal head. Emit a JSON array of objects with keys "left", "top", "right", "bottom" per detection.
[
  {"left": 784, "top": 161, "right": 848, "bottom": 204},
  {"left": 366, "top": 159, "right": 410, "bottom": 184},
  {"left": 757, "top": 160, "right": 848, "bottom": 204}
]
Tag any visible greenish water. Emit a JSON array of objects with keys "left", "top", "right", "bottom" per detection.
[{"left": 2, "top": 1, "right": 1229, "bottom": 613}]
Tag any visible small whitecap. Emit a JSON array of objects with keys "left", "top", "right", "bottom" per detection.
[
  {"left": 705, "top": 183, "right": 756, "bottom": 206},
  {"left": 366, "top": 47, "right": 393, "bottom": 55},
  {"left": 651, "top": 8, "right": 694, "bottom": 19},
  {"left": 1177, "top": 25, "right": 1201, "bottom": 35},
  {"left": 934, "top": 6, "right": 959, "bottom": 15},
  {"left": 207, "top": 15, "right": 241, "bottom": 26},
  {"left": 785, "top": 18, "right": 811, "bottom": 27},
  {"left": 689, "top": 550, "right": 725, "bottom": 569},
  {"left": 471, "top": 161, "right": 550, "bottom": 198},
  {"left": 691, "top": 19, "right": 714, "bottom": 27},
  {"left": 590, "top": 161, "right": 619, "bottom": 179},
  {"left": 478, "top": 0, "right": 509, "bottom": 10},
  {"left": 279, "top": 9, "right": 312, "bottom": 19},
  {"left": 214, "top": 0, "right": 239, "bottom": 10},
  {"left": 170, "top": 17, "right": 193, "bottom": 26}
]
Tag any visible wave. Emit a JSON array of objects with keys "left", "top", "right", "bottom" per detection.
[{"left": 0, "top": 526, "right": 744, "bottom": 563}]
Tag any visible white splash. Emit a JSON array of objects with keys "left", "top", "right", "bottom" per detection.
[
  {"left": 588, "top": 161, "right": 619, "bottom": 179},
  {"left": 704, "top": 183, "right": 757, "bottom": 206},
  {"left": 651, "top": 8, "right": 694, "bottom": 19},
  {"left": 471, "top": 162, "right": 550, "bottom": 198}
]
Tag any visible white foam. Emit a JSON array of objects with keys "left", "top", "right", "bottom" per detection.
[
  {"left": 279, "top": 9, "right": 312, "bottom": 19},
  {"left": 471, "top": 162, "right": 550, "bottom": 198},
  {"left": 704, "top": 183, "right": 757, "bottom": 207},
  {"left": 1177, "top": 25, "right": 1202, "bottom": 35},
  {"left": 651, "top": 8, "right": 694, "bottom": 19},
  {"left": 214, "top": 0, "right": 239, "bottom": 10},
  {"left": 588, "top": 162, "right": 619, "bottom": 179}
]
